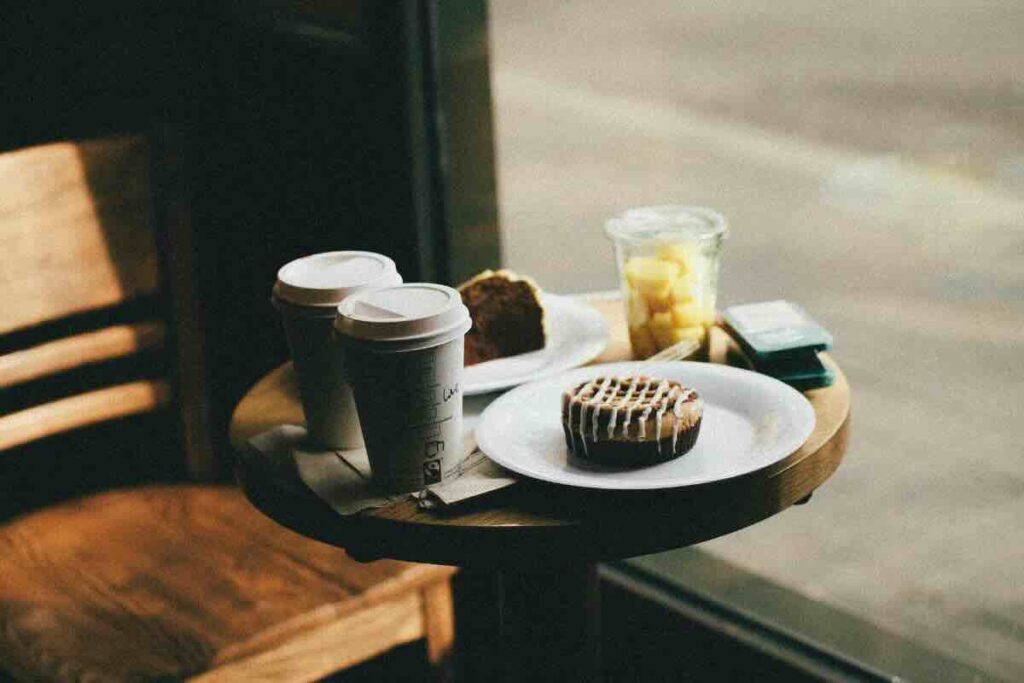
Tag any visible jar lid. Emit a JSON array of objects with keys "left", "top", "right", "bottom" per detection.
[
  {"left": 605, "top": 205, "right": 728, "bottom": 245},
  {"left": 272, "top": 251, "right": 401, "bottom": 307},
  {"left": 335, "top": 283, "right": 470, "bottom": 345}
]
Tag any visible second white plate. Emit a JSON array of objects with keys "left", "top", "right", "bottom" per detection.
[
  {"left": 462, "top": 294, "right": 609, "bottom": 396},
  {"left": 476, "top": 361, "right": 815, "bottom": 490}
]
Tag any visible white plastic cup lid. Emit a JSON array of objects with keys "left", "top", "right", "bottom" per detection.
[
  {"left": 335, "top": 283, "right": 470, "bottom": 344},
  {"left": 605, "top": 205, "right": 728, "bottom": 245},
  {"left": 272, "top": 251, "right": 401, "bottom": 307}
]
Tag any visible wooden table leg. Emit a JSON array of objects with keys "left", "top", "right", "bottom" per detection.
[{"left": 497, "top": 563, "right": 601, "bottom": 682}]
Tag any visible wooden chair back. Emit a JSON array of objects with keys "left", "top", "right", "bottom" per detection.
[
  {"left": 0, "top": 136, "right": 459, "bottom": 683},
  {"left": 0, "top": 134, "right": 211, "bottom": 483}
]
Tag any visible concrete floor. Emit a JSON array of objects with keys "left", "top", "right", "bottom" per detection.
[{"left": 489, "top": 2, "right": 1024, "bottom": 680}]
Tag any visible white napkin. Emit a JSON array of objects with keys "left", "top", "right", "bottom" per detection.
[{"left": 246, "top": 425, "right": 518, "bottom": 515}]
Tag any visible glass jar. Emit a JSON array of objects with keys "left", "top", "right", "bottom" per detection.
[{"left": 605, "top": 206, "right": 728, "bottom": 361}]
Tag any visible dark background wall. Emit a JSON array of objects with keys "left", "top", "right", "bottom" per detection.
[
  {"left": 3, "top": 0, "right": 501, "bottom": 467},
  {"left": 190, "top": 2, "right": 442, "bottom": 457}
]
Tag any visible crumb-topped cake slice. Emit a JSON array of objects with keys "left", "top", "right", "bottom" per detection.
[
  {"left": 561, "top": 375, "right": 703, "bottom": 466},
  {"left": 458, "top": 269, "right": 547, "bottom": 366}
]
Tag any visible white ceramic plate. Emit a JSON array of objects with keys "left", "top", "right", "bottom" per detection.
[
  {"left": 462, "top": 294, "right": 609, "bottom": 396},
  {"left": 476, "top": 361, "right": 815, "bottom": 490}
]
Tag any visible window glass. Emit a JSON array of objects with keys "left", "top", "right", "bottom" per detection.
[{"left": 491, "top": 2, "right": 1024, "bottom": 679}]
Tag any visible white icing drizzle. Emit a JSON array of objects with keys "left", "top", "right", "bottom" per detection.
[
  {"left": 671, "top": 388, "right": 695, "bottom": 453},
  {"left": 653, "top": 386, "right": 681, "bottom": 456},
  {"left": 562, "top": 420, "right": 573, "bottom": 450},
  {"left": 607, "top": 376, "right": 640, "bottom": 437},
  {"left": 566, "top": 377, "right": 700, "bottom": 457},
  {"left": 621, "top": 378, "right": 652, "bottom": 439},
  {"left": 590, "top": 376, "right": 614, "bottom": 440},
  {"left": 637, "top": 380, "right": 669, "bottom": 442},
  {"left": 564, "top": 387, "right": 579, "bottom": 451},
  {"left": 574, "top": 378, "right": 599, "bottom": 456}
]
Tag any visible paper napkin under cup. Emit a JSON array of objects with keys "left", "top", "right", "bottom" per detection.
[{"left": 247, "top": 425, "right": 518, "bottom": 516}]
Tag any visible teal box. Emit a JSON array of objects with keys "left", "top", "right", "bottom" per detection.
[
  {"left": 726, "top": 346, "right": 835, "bottom": 390},
  {"left": 723, "top": 300, "right": 833, "bottom": 360}
]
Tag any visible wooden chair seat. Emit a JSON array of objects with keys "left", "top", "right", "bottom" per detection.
[{"left": 0, "top": 483, "right": 456, "bottom": 681}]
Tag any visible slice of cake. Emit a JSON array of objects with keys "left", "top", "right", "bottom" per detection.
[
  {"left": 458, "top": 269, "right": 547, "bottom": 366},
  {"left": 561, "top": 375, "right": 703, "bottom": 466}
]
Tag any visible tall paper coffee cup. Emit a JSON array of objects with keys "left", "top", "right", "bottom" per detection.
[
  {"left": 272, "top": 252, "right": 402, "bottom": 449},
  {"left": 335, "top": 284, "right": 471, "bottom": 493}
]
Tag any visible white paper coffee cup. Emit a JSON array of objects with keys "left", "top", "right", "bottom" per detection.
[
  {"left": 272, "top": 252, "right": 402, "bottom": 449},
  {"left": 335, "top": 283, "right": 471, "bottom": 493}
]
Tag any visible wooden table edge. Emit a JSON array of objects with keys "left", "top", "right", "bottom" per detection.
[{"left": 229, "top": 299, "right": 851, "bottom": 566}]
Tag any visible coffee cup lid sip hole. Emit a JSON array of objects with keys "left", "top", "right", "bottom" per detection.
[
  {"left": 273, "top": 251, "right": 401, "bottom": 308},
  {"left": 335, "top": 283, "right": 471, "bottom": 348}
]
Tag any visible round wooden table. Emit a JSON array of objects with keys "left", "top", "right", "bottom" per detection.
[{"left": 231, "top": 299, "right": 850, "bottom": 680}]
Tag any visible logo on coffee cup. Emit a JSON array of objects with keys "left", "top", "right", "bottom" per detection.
[{"left": 423, "top": 459, "right": 442, "bottom": 484}]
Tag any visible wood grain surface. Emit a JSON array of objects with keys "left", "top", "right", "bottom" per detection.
[
  {"left": 0, "top": 137, "right": 168, "bottom": 455},
  {"left": 231, "top": 299, "right": 850, "bottom": 568},
  {"left": 0, "top": 379, "right": 172, "bottom": 451},
  {"left": 0, "top": 484, "right": 455, "bottom": 681},
  {"left": 0, "top": 134, "right": 457, "bottom": 681},
  {"left": 0, "top": 321, "right": 166, "bottom": 390},
  {"left": 0, "top": 137, "right": 160, "bottom": 336}
]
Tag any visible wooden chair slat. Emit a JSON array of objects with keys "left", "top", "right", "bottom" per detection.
[
  {"left": 0, "top": 321, "right": 166, "bottom": 390},
  {"left": 191, "top": 594, "right": 425, "bottom": 682},
  {"left": 0, "top": 130, "right": 457, "bottom": 681},
  {"left": 0, "top": 485, "right": 455, "bottom": 681},
  {"left": 421, "top": 580, "right": 457, "bottom": 666},
  {"left": 0, "top": 379, "right": 170, "bottom": 451},
  {"left": 0, "top": 137, "right": 159, "bottom": 335},
  {"left": 207, "top": 563, "right": 456, "bottom": 671}
]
